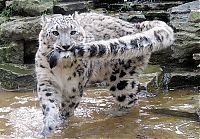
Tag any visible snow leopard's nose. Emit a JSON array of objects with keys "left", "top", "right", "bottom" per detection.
[{"left": 62, "top": 45, "right": 70, "bottom": 50}]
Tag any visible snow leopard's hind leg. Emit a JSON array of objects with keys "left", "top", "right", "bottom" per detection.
[{"left": 107, "top": 55, "right": 150, "bottom": 115}]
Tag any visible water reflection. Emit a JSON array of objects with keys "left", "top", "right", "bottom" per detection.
[{"left": 0, "top": 88, "right": 199, "bottom": 138}]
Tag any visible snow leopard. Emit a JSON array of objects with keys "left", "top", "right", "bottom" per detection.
[{"left": 35, "top": 12, "right": 174, "bottom": 136}]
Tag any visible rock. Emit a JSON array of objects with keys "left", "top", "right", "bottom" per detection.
[
  {"left": 143, "top": 10, "right": 170, "bottom": 22},
  {"left": 118, "top": 11, "right": 146, "bottom": 23},
  {"left": 108, "top": 3, "right": 125, "bottom": 11},
  {"left": 131, "top": 1, "right": 183, "bottom": 11},
  {"left": 169, "top": 0, "right": 200, "bottom": 23},
  {"left": 193, "top": 53, "right": 200, "bottom": 60},
  {"left": 139, "top": 65, "right": 162, "bottom": 93},
  {"left": 188, "top": 9, "right": 200, "bottom": 23},
  {"left": 94, "top": 1, "right": 183, "bottom": 13},
  {"left": 144, "top": 108, "right": 200, "bottom": 122},
  {"left": 0, "top": 63, "right": 36, "bottom": 91},
  {"left": 0, "top": 16, "right": 9, "bottom": 25},
  {"left": 158, "top": 68, "right": 200, "bottom": 90},
  {"left": 24, "top": 40, "right": 38, "bottom": 64},
  {"left": 0, "top": 16, "right": 41, "bottom": 41},
  {"left": 10, "top": 0, "right": 53, "bottom": 16},
  {"left": 53, "top": 1, "right": 88, "bottom": 15},
  {"left": 0, "top": 41, "right": 24, "bottom": 64},
  {"left": 150, "top": 0, "right": 200, "bottom": 68},
  {"left": 196, "top": 108, "right": 200, "bottom": 120},
  {"left": 149, "top": 48, "right": 175, "bottom": 67},
  {"left": 57, "top": 0, "right": 87, "bottom": 1},
  {"left": 142, "top": 67, "right": 200, "bottom": 91},
  {"left": 93, "top": 0, "right": 124, "bottom": 8},
  {"left": 0, "top": 0, "right": 6, "bottom": 11},
  {"left": 90, "top": 8, "right": 108, "bottom": 14}
]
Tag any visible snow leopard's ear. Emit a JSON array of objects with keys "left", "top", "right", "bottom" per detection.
[
  {"left": 72, "top": 11, "right": 79, "bottom": 21},
  {"left": 41, "top": 14, "right": 49, "bottom": 27}
]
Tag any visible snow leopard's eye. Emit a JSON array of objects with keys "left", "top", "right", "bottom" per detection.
[
  {"left": 52, "top": 31, "right": 59, "bottom": 36},
  {"left": 70, "top": 31, "right": 77, "bottom": 35}
]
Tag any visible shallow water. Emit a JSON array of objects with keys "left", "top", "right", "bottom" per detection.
[{"left": 0, "top": 88, "right": 199, "bottom": 138}]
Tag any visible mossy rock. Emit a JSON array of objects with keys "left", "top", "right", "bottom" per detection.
[
  {"left": 0, "top": 16, "right": 9, "bottom": 24},
  {"left": 53, "top": 1, "right": 88, "bottom": 15},
  {"left": 11, "top": 0, "right": 53, "bottom": 17},
  {"left": 139, "top": 65, "right": 162, "bottom": 93},
  {"left": 188, "top": 10, "right": 200, "bottom": 23},
  {"left": 143, "top": 10, "right": 170, "bottom": 22},
  {"left": 157, "top": 68, "right": 200, "bottom": 90},
  {"left": 0, "top": 63, "right": 36, "bottom": 91},
  {"left": 143, "top": 65, "right": 161, "bottom": 74},
  {"left": 0, "top": 16, "right": 41, "bottom": 41},
  {"left": 131, "top": 2, "right": 182, "bottom": 11}
]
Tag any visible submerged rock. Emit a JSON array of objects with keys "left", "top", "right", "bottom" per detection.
[{"left": 145, "top": 108, "right": 200, "bottom": 122}]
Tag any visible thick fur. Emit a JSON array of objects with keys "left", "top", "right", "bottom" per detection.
[{"left": 35, "top": 12, "right": 174, "bottom": 136}]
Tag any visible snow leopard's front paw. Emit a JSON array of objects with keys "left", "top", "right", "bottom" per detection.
[
  {"left": 47, "top": 49, "right": 60, "bottom": 69},
  {"left": 41, "top": 115, "right": 62, "bottom": 137}
]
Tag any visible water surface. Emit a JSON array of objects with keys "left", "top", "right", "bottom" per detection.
[{"left": 0, "top": 88, "right": 199, "bottom": 138}]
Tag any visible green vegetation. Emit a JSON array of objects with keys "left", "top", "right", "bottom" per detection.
[
  {"left": 189, "top": 11, "right": 200, "bottom": 22},
  {"left": 0, "top": 6, "right": 13, "bottom": 17},
  {"left": 0, "top": 63, "right": 32, "bottom": 75},
  {"left": 139, "top": 75, "right": 153, "bottom": 83},
  {"left": 143, "top": 65, "right": 161, "bottom": 74}
]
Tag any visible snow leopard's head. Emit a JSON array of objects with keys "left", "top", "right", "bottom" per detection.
[{"left": 39, "top": 13, "right": 86, "bottom": 50}]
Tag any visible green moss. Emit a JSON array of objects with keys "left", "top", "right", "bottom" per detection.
[
  {"left": 0, "top": 63, "right": 32, "bottom": 75},
  {"left": 189, "top": 11, "right": 200, "bottom": 22},
  {"left": 143, "top": 65, "right": 161, "bottom": 74},
  {"left": 0, "top": 6, "right": 13, "bottom": 17},
  {"left": 139, "top": 75, "right": 153, "bottom": 83}
]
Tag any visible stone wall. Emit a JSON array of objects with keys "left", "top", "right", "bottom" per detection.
[
  {"left": 150, "top": 0, "right": 200, "bottom": 68},
  {"left": 0, "top": 0, "right": 90, "bottom": 91},
  {"left": 0, "top": 0, "right": 199, "bottom": 91}
]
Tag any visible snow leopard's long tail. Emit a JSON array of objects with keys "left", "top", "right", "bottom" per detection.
[
  {"left": 49, "top": 21, "right": 174, "bottom": 68},
  {"left": 66, "top": 21, "right": 174, "bottom": 60}
]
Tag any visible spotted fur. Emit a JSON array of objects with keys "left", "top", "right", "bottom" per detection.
[{"left": 35, "top": 12, "right": 174, "bottom": 136}]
